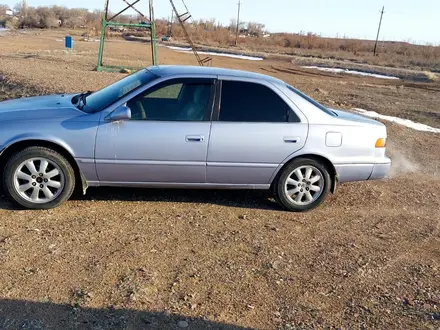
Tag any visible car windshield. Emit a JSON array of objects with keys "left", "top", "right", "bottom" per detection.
[
  {"left": 285, "top": 84, "right": 336, "bottom": 116},
  {"left": 79, "top": 69, "right": 157, "bottom": 113}
]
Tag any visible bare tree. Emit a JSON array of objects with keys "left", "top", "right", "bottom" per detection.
[
  {"left": 0, "top": 4, "right": 10, "bottom": 13},
  {"left": 247, "top": 21, "right": 265, "bottom": 37},
  {"left": 50, "top": 5, "right": 69, "bottom": 25},
  {"left": 14, "top": 0, "right": 28, "bottom": 17},
  {"left": 229, "top": 18, "right": 237, "bottom": 32},
  {"left": 36, "top": 6, "right": 59, "bottom": 28},
  {"left": 86, "top": 10, "right": 102, "bottom": 24}
]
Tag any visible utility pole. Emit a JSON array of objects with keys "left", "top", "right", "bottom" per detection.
[
  {"left": 373, "top": 6, "right": 385, "bottom": 56},
  {"left": 168, "top": 8, "right": 174, "bottom": 37},
  {"left": 235, "top": 0, "right": 241, "bottom": 46}
]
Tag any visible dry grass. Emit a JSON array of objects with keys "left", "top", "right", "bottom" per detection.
[
  {"left": 157, "top": 20, "right": 440, "bottom": 71},
  {"left": 424, "top": 71, "right": 438, "bottom": 81}
]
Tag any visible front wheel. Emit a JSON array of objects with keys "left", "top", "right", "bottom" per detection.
[
  {"left": 3, "top": 146, "right": 75, "bottom": 209},
  {"left": 273, "top": 158, "right": 331, "bottom": 212}
]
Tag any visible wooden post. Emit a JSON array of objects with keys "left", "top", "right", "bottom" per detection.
[
  {"left": 373, "top": 6, "right": 385, "bottom": 56},
  {"left": 235, "top": 0, "right": 241, "bottom": 46}
]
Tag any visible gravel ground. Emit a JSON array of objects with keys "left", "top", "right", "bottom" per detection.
[{"left": 0, "top": 30, "right": 439, "bottom": 330}]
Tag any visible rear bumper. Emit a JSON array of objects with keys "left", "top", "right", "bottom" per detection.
[
  {"left": 369, "top": 157, "right": 392, "bottom": 180},
  {"left": 334, "top": 157, "right": 391, "bottom": 183}
]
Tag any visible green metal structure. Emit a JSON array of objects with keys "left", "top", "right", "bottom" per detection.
[{"left": 96, "top": 0, "right": 157, "bottom": 72}]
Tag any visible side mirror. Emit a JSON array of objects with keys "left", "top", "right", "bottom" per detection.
[{"left": 105, "top": 105, "right": 131, "bottom": 122}]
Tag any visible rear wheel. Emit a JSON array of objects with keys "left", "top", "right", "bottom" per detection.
[
  {"left": 273, "top": 158, "right": 331, "bottom": 212},
  {"left": 3, "top": 147, "right": 75, "bottom": 209}
]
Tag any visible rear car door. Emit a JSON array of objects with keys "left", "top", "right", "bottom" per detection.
[
  {"left": 206, "top": 78, "right": 308, "bottom": 186},
  {"left": 95, "top": 77, "right": 215, "bottom": 184}
]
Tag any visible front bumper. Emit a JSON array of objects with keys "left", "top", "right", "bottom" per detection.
[{"left": 369, "top": 157, "right": 392, "bottom": 180}]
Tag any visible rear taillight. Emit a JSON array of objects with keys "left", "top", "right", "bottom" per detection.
[{"left": 375, "top": 138, "right": 386, "bottom": 148}]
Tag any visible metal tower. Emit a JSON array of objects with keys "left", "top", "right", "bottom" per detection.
[
  {"left": 96, "top": 0, "right": 158, "bottom": 72},
  {"left": 168, "top": 0, "right": 212, "bottom": 66}
]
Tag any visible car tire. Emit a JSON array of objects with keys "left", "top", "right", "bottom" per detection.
[
  {"left": 272, "top": 158, "right": 331, "bottom": 212},
  {"left": 3, "top": 146, "right": 75, "bottom": 209}
]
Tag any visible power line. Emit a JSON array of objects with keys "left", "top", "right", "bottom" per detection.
[{"left": 373, "top": 6, "right": 385, "bottom": 56}]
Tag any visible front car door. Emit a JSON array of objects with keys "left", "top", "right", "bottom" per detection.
[
  {"left": 206, "top": 77, "right": 308, "bottom": 187},
  {"left": 95, "top": 77, "right": 216, "bottom": 185}
]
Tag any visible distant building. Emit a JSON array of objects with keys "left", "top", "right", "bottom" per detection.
[{"left": 1, "top": 7, "right": 13, "bottom": 16}]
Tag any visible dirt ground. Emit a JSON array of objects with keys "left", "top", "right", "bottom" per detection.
[{"left": 0, "top": 30, "right": 439, "bottom": 330}]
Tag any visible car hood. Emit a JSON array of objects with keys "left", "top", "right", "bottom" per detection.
[
  {"left": 330, "top": 108, "right": 385, "bottom": 128},
  {"left": 0, "top": 94, "right": 76, "bottom": 112},
  {"left": 0, "top": 94, "right": 86, "bottom": 121}
]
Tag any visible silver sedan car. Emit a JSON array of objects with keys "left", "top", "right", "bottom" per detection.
[{"left": 0, "top": 65, "right": 391, "bottom": 211}]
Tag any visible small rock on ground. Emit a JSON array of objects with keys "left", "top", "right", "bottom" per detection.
[{"left": 178, "top": 320, "right": 189, "bottom": 328}]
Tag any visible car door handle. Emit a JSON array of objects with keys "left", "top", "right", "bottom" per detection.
[
  {"left": 284, "top": 136, "right": 300, "bottom": 143},
  {"left": 186, "top": 135, "right": 205, "bottom": 142}
]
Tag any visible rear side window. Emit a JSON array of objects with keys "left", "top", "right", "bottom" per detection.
[
  {"left": 219, "top": 81, "right": 299, "bottom": 122},
  {"left": 286, "top": 84, "right": 336, "bottom": 117}
]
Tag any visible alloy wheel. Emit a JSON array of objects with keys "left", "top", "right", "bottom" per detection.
[
  {"left": 284, "top": 165, "right": 324, "bottom": 205},
  {"left": 12, "top": 157, "right": 65, "bottom": 204}
]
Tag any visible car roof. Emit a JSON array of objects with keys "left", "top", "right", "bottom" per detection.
[{"left": 147, "top": 65, "right": 284, "bottom": 85}]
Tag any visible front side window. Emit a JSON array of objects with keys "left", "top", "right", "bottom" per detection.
[
  {"left": 127, "top": 79, "right": 213, "bottom": 121},
  {"left": 219, "top": 81, "right": 297, "bottom": 122}
]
